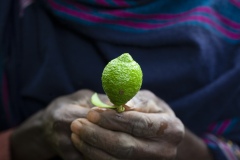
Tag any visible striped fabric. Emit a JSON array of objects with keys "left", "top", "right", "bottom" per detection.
[
  {"left": 204, "top": 134, "right": 240, "bottom": 160},
  {"left": 204, "top": 118, "right": 240, "bottom": 160},
  {"left": 207, "top": 118, "right": 240, "bottom": 136},
  {"left": 42, "top": 0, "right": 240, "bottom": 42}
]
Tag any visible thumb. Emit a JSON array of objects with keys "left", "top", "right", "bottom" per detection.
[
  {"left": 125, "top": 99, "right": 163, "bottom": 113},
  {"left": 124, "top": 90, "right": 174, "bottom": 115}
]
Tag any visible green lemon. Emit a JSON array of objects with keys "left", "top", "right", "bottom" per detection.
[{"left": 102, "top": 53, "right": 143, "bottom": 107}]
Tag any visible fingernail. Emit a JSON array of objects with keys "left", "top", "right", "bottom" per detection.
[
  {"left": 87, "top": 109, "right": 101, "bottom": 123},
  {"left": 71, "top": 119, "right": 82, "bottom": 134}
]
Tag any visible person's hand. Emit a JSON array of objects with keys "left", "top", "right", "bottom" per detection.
[
  {"left": 10, "top": 89, "right": 99, "bottom": 160},
  {"left": 42, "top": 89, "right": 97, "bottom": 160},
  {"left": 71, "top": 90, "right": 185, "bottom": 160}
]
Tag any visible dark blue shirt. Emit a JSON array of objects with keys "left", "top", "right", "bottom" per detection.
[{"left": 1, "top": 0, "right": 240, "bottom": 159}]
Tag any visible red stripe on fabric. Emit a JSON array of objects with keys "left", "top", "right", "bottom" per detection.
[
  {"left": 101, "top": 6, "right": 240, "bottom": 29},
  {"left": 112, "top": 0, "right": 129, "bottom": 7},
  {"left": 65, "top": 0, "right": 90, "bottom": 11},
  {"left": 2, "top": 74, "right": 11, "bottom": 123},
  {"left": 67, "top": 1, "right": 240, "bottom": 31},
  {"left": 50, "top": 0, "right": 240, "bottom": 39},
  {"left": 49, "top": 0, "right": 240, "bottom": 39},
  {"left": 230, "top": 0, "right": 240, "bottom": 8},
  {"left": 95, "top": 0, "right": 109, "bottom": 6},
  {"left": 208, "top": 122, "right": 217, "bottom": 132},
  {"left": 216, "top": 119, "right": 231, "bottom": 135}
]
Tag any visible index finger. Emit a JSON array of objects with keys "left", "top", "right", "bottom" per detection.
[{"left": 87, "top": 108, "right": 172, "bottom": 139}]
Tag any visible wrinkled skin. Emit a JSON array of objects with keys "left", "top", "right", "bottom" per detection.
[
  {"left": 11, "top": 89, "right": 107, "bottom": 160},
  {"left": 10, "top": 89, "right": 184, "bottom": 160},
  {"left": 42, "top": 90, "right": 97, "bottom": 160},
  {"left": 71, "top": 90, "right": 185, "bottom": 160}
]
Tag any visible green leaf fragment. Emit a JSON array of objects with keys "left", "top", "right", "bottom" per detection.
[
  {"left": 91, "top": 93, "right": 116, "bottom": 109},
  {"left": 91, "top": 93, "right": 125, "bottom": 113}
]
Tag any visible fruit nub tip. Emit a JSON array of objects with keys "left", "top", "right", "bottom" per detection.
[{"left": 117, "top": 53, "right": 133, "bottom": 62}]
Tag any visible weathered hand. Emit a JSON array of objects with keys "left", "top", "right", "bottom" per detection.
[
  {"left": 71, "top": 90, "right": 184, "bottom": 160},
  {"left": 11, "top": 89, "right": 96, "bottom": 160},
  {"left": 42, "top": 89, "right": 97, "bottom": 160}
]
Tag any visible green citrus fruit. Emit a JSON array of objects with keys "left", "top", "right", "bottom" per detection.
[{"left": 101, "top": 53, "right": 143, "bottom": 106}]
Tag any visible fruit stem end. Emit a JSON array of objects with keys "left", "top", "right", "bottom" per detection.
[{"left": 116, "top": 105, "right": 125, "bottom": 113}]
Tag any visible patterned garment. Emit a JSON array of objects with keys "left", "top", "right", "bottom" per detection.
[
  {"left": 42, "top": 0, "right": 240, "bottom": 42},
  {"left": 1, "top": 0, "right": 240, "bottom": 160},
  {"left": 204, "top": 117, "right": 240, "bottom": 159}
]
